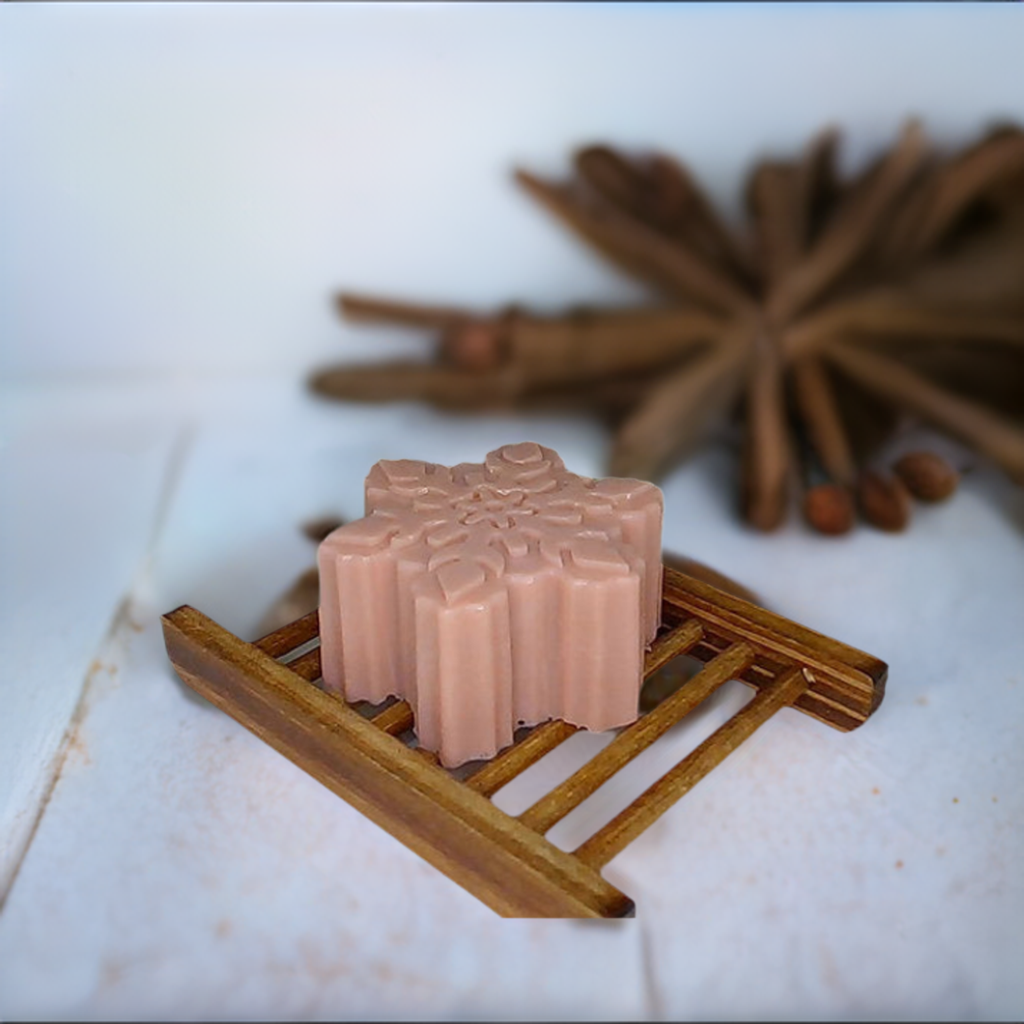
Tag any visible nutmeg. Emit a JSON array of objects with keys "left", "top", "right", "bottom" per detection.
[
  {"left": 893, "top": 451, "right": 959, "bottom": 502},
  {"left": 803, "top": 483, "right": 855, "bottom": 535},
  {"left": 857, "top": 469, "right": 912, "bottom": 532}
]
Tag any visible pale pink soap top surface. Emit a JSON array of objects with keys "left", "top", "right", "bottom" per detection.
[{"left": 317, "top": 442, "right": 663, "bottom": 767}]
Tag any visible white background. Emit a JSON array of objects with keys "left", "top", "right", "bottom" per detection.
[
  {"left": 2, "top": 5, "right": 1023, "bottom": 1021},
  {"left": 4, "top": 3, "right": 1024, "bottom": 380}
]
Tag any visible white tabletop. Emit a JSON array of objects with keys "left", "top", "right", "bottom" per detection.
[{"left": 1, "top": 377, "right": 1021, "bottom": 1021}]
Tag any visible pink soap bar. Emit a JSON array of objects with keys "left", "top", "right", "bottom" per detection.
[{"left": 318, "top": 442, "right": 662, "bottom": 767}]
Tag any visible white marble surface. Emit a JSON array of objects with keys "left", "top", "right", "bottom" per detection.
[{"left": 0, "top": 378, "right": 1021, "bottom": 1021}]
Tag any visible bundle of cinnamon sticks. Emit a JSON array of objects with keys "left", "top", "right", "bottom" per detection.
[{"left": 311, "top": 121, "right": 1024, "bottom": 535}]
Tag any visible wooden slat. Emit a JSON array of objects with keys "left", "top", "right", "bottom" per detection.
[
  {"left": 253, "top": 610, "right": 319, "bottom": 659},
  {"left": 466, "top": 720, "right": 578, "bottom": 797},
  {"left": 519, "top": 641, "right": 754, "bottom": 835},
  {"left": 661, "top": 567, "right": 886, "bottom": 728},
  {"left": 466, "top": 619, "right": 705, "bottom": 798},
  {"left": 163, "top": 605, "right": 634, "bottom": 919},
  {"left": 685, "top": 633, "right": 868, "bottom": 732},
  {"left": 371, "top": 700, "right": 415, "bottom": 736},
  {"left": 574, "top": 665, "right": 809, "bottom": 869},
  {"left": 286, "top": 647, "right": 322, "bottom": 682},
  {"left": 644, "top": 618, "right": 704, "bottom": 676},
  {"left": 163, "top": 560, "right": 888, "bottom": 919}
]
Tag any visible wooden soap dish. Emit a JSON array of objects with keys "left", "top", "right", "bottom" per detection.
[{"left": 162, "top": 566, "right": 886, "bottom": 919}]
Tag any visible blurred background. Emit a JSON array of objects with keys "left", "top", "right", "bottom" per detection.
[
  {"left": 2, "top": 5, "right": 1023, "bottom": 1021},
  {"left": 4, "top": 3, "right": 1024, "bottom": 380}
]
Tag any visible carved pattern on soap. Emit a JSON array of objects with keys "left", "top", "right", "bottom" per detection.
[{"left": 318, "top": 442, "right": 663, "bottom": 767}]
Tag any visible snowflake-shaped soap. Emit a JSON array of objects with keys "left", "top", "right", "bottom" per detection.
[{"left": 318, "top": 442, "right": 662, "bottom": 766}]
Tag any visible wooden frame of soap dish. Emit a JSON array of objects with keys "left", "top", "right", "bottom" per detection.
[{"left": 162, "top": 566, "right": 886, "bottom": 919}]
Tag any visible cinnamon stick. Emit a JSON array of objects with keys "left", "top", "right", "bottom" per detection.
[
  {"left": 784, "top": 294, "right": 1024, "bottom": 361},
  {"left": 647, "top": 152, "right": 754, "bottom": 279},
  {"left": 910, "top": 128, "right": 1024, "bottom": 256},
  {"left": 749, "top": 161, "right": 806, "bottom": 290},
  {"left": 337, "top": 293, "right": 728, "bottom": 383},
  {"left": 515, "top": 169, "right": 754, "bottom": 315},
  {"left": 507, "top": 307, "right": 724, "bottom": 386},
  {"left": 609, "top": 324, "right": 753, "bottom": 481},
  {"left": 802, "top": 127, "right": 842, "bottom": 245},
  {"left": 337, "top": 292, "right": 473, "bottom": 330},
  {"left": 574, "top": 145, "right": 648, "bottom": 222},
  {"left": 791, "top": 355, "right": 857, "bottom": 487},
  {"left": 575, "top": 144, "right": 751, "bottom": 280},
  {"left": 308, "top": 362, "right": 525, "bottom": 410},
  {"left": 768, "top": 121, "right": 929, "bottom": 325},
  {"left": 741, "top": 332, "right": 790, "bottom": 530},
  {"left": 823, "top": 340, "right": 1024, "bottom": 484}
]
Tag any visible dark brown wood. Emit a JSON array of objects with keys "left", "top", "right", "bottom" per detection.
[
  {"left": 465, "top": 720, "right": 578, "bottom": 798},
  {"left": 164, "top": 605, "right": 633, "bottom": 919},
  {"left": 253, "top": 610, "right": 319, "bottom": 659},
  {"left": 514, "top": 169, "right": 754, "bottom": 315},
  {"left": 824, "top": 340, "right": 1024, "bottom": 484},
  {"left": 741, "top": 333, "right": 790, "bottom": 531},
  {"left": 518, "top": 640, "right": 750, "bottom": 835},
  {"left": 792, "top": 355, "right": 857, "bottom": 488},
  {"left": 163, "top": 563, "right": 886, "bottom": 919},
  {"left": 575, "top": 665, "right": 810, "bottom": 868},
  {"left": 609, "top": 322, "right": 753, "bottom": 480},
  {"left": 660, "top": 567, "right": 886, "bottom": 730}
]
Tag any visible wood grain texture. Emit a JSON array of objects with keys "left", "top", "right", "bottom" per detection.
[
  {"left": 253, "top": 610, "right": 318, "bottom": 659},
  {"left": 823, "top": 340, "right": 1024, "bottom": 484},
  {"left": 465, "top": 720, "right": 578, "bottom": 798},
  {"left": 519, "top": 641, "right": 751, "bottom": 835},
  {"left": 164, "top": 606, "right": 633, "bottom": 919},
  {"left": 575, "top": 665, "right": 810, "bottom": 868},
  {"left": 660, "top": 567, "right": 886, "bottom": 730},
  {"left": 163, "top": 563, "right": 886, "bottom": 918}
]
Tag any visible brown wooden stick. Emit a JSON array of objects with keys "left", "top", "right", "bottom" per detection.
[
  {"left": 308, "top": 362, "right": 526, "bottom": 409},
  {"left": 466, "top": 617, "right": 707, "bottom": 799},
  {"left": 371, "top": 701, "right": 415, "bottom": 736},
  {"left": 823, "top": 340, "right": 1024, "bottom": 483},
  {"left": 338, "top": 292, "right": 473, "bottom": 329},
  {"left": 574, "top": 665, "right": 809, "bottom": 869},
  {"left": 519, "top": 635, "right": 748, "bottom": 836},
  {"left": 769, "top": 121, "right": 928, "bottom": 325},
  {"left": 464, "top": 720, "right": 577, "bottom": 798},
  {"left": 164, "top": 606, "right": 633, "bottom": 918},
  {"left": 287, "top": 648, "right": 322, "bottom": 683},
  {"left": 254, "top": 610, "right": 319, "bottom": 659},
  {"left": 610, "top": 323, "right": 753, "bottom": 481},
  {"left": 911, "top": 129, "right": 1024, "bottom": 256},
  {"left": 515, "top": 169, "right": 753, "bottom": 314},
  {"left": 647, "top": 152, "right": 755, "bottom": 279},
  {"left": 802, "top": 127, "right": 842, "bottom": 244},
  {"left": 338, "top": 292, "right": 729, "bottom": 382},
  {"left": 574, "top": 144, "right": 751, "bottom": 279},
  {"left": 791, "top": 355, "right": 857, "bottom": 487},
  {"left": 574, "top": 145, "right": 649, "bottom": 221},
  {"left": 749, "top": 161, "right": 806, "bottom": 289},
  {"left": 784, "top": 295, "right": 1024, "bottom": 361},
  {"left": 741, "top": 333, "right": 790, "bottom": 530},
  {"left": 751, "top": 129, "right": 839, "bottom": 293},
  {"left": 506, "top": 307, "right": 725, "bottom": 386},
  {"left": 899, "top": 206, "right": 1024, "bottom": 310}
]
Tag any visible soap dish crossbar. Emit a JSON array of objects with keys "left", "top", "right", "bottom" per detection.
[{"left": 162, "top": 566, "right": 886, "bottom": 919}]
